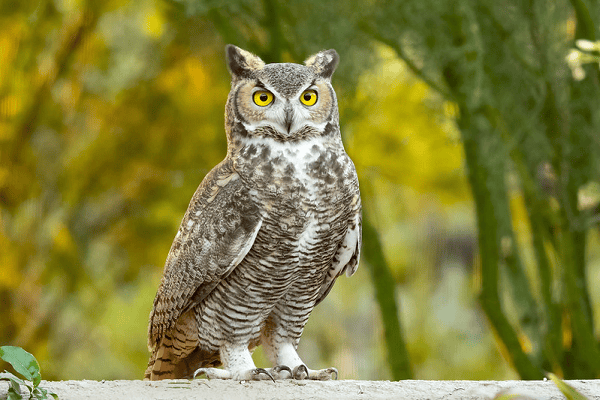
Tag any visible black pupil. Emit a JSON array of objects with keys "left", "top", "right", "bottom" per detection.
[
  {"left": 260, "top": 93, "right": 268, "bottom": 102},
  {"left": 304, "top": 93, "right": 312, "bottom": 101}
]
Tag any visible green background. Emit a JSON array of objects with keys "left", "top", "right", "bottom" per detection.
[{"left": 1, "top": 0, "right": 600, "bottom": 381}]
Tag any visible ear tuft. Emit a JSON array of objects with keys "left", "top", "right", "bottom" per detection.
[
  {"left": 226, "top": 45, "right": 265, "bottom": 79},
  {"left": 304, "top": 49, "right": 339, "bottom": 79}
]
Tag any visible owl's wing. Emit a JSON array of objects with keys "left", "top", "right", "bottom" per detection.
[
  {"left": 315, "top": 195, "right": 362, "bottom": 306},
  {"left": 148, "top": 159, "right": 262, "bottom": 349}
]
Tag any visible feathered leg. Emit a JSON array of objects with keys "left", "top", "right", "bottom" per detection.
[{"left": 261, "top": 312, "right": 338, "bottom": 381}]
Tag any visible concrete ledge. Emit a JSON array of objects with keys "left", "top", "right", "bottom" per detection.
[{"left": 2, "top": 379, "right": 599, "bottom": 399}]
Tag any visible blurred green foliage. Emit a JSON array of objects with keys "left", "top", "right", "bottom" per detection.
[
  {"left": 361, "top": 0, "right": 600, "bottom": 378},
  {"left": 1, "top": 0, "right": 599, "bottom": 382}
]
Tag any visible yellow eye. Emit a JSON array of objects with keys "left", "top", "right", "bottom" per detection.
[
  {"left": 300, "top": 89, "right": 317, "bottom": 106},
  {"left": 253, "top": 90, "right": 273, "bottom": 106}
]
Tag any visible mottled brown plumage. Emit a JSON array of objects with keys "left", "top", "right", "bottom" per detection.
[{"left": 146, "top": 45, "right": 361, "bottom": 381}]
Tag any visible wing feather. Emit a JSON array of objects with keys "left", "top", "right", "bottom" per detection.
[
  {"left": 148, "top": 159, "right": 261, "bottom": 349},
  {"left": 315, "top": 194, "right": 362, "bottom": 306}
]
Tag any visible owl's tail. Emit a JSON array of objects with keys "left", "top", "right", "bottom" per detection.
[
  {"left": 145, "top": 338, "right": 177, "bottom": 380},
  {"left": 144, "top": 335, "right": 221, "bottom": 380}
]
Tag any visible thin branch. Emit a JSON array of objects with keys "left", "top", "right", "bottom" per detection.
[
  {"left": 362, "top": 207, "right": 413, "bottom": 380},
  {"left": 460, "top": 113, "right": 543, "bottom": 380},
  {"left": 481, "top": 106, "right": 545, "bottom": 365},
  {"left": 489, "top": 106, "right": 563, "bottom": 369}
]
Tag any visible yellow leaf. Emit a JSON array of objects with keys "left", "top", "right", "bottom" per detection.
[
  {"left": 547, "top": 373, "right": 589, "bottom": 400},
  {"left": 143, "top": 8, "right": 164, "bottom": 38},
  {"left": 0, "top": 95, "right": 22, "bottom": 118},
  {"left": 493, "top": 391, "right": 535, "bottom": 400},
  {"left": 53, "top": 222, "right": 76, "bottom": 254},
  {"left": 0, "top": 233, "right": 20, "bottom": 290}
]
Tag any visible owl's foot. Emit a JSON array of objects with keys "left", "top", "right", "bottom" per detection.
[
  {"left": 193, "top": 367, "right": 275, "bottom": 381},
  {"left": 262, "top": 341, "right": 339, "bottom": 380},
  {"left": 293, "top": 364, "right": 338, "bottom": 380}
]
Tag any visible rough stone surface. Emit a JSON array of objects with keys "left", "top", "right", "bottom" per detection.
[{"left": 1, "top": 379, "right": 600, "bottom": 399}]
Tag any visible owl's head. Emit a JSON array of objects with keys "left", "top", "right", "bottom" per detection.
[{"left": 224, "top": 45, "right": 340, "bottom": 144}]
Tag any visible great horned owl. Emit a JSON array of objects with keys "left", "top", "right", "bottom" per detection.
[{"left": 145, "top": 45, "right": 361, "bottom": 381}]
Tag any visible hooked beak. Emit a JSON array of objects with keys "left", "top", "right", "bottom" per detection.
[{"left": 283, "top": 103, "right": 293, "bottom": 134}]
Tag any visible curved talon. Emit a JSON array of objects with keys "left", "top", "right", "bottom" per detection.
[
  {"left": 293, "top": 364, "right": 308, "bottom": 380},
  {"left": 273, "top": 365, "right": 292, "bottom": 374},
  {"left": 253, "top": 368, "right": 275, "bottom": 382},
  {"left": 193, "top": 368, "right": 208, "bottom": 379},
  {"left": 328, "top": 367, "right": 338, "bottom": 380},
  {"left": 274, "top": 365, "right": 293, "bottom": 374}
]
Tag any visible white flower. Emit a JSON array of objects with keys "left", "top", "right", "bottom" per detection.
[
  {"left": 566, "top": 49, "right": 585, "bottom": 80},
  {"left": 576, "top": 39, "right": 598, "bottom": 51},
  {"left": 573, "top": 66, "right": 586, "bottom": 81},
  {"left": 566, "top": 40, "right": 600, "bottom": 80},
  {"left": 566, "top": 49, "right": 581, "bottom": 66}
]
